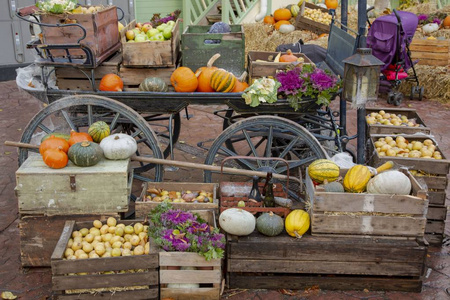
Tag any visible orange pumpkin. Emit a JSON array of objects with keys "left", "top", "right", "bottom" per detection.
[
  {"left": 325, "top": 0, "right": 338, "bottom": 9},
  {"left": 43, "top": 147, "right": 69, "bottom": 169},
  {"left": 279, "top": 49, "right": 298, "bottom": 62},
  {"left": 232, "top": 71, "right": 249, "bottom": 93},
  {"left": 318, "top": 33, "right": 329, "bottom": 38},
  {"left": 275, "top": 20, "right": 291, "bottom": 30},
  {"left": 444, "top": 16, "right": 450, "bottom": 28},
  {"left": 170, "top": 67, "right": 198, "bottom": 92},
  {"left": 99, "top": 74, "right": 123, "bottom": 92},
  {"left": 68, "top": 130, "right": 93, "bottom": 147},
  {"left": 195, "top": 54, "right": 221, "bottom": 92},
  {"left": 263, "top": 15, "right": 276, "bottom": 25},
  {"left": 39, "top": 135, "right": 70, "bottom": 156},
  {"left": 274, "top": 8, "right": 292, "bottom": 21}
]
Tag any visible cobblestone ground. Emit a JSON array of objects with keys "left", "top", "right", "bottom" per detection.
[{"left": 0, "top": 80, "right": 448, "bottom": 299}]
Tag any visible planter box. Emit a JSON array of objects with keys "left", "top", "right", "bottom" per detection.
[
  {"left": 159, "top": 252, "right": 222, "bottom": 300},
  {"left": 368, "top": 134, "right": 450, "bottom": 175},
  {"left": 135, "top": 182, "right": 218, "bottom": 219},
  {"left": 410, "top": 38, "right": 450, "bottom": 67},
  {"left": 247, "top": 51, "right": 313, "bottom": 83},
  {"left": 306, "top": 168, "right": 429, "bottom": 238},
  {"left": 295, "top": 2, "right": 330, "bottom": 35},
  {"left": 40, "top": 6, "right": 120, "bottom": 62},
  {"left": 227, "top": 232, "right": 427, "bottom": 292},
  {"left": 51, "top": 220, "right": 158, "bottom": 299},
  {"left": 365, "top": 108, "right": 430, "bottom": 136},
  {"left": 181, "top": 24, "right": 245, "bottom": 76},
  {"left": 15, "top": 156, "right": 132, "bottom": 215},
  {"left": 19, "top": 214, "right": 118, "bottom": 267},
  {"left": 121, "top": 19, "right": 180, "bottom": 67}
]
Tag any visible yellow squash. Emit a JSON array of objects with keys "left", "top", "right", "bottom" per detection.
[
  {"left": 343, "top": 161, "right": 394, "bottom": 193},
  {"left": 285, "top": 209, "right": 310, "bottom": 238}
]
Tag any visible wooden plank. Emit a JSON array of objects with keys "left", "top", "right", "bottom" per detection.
[
  {"left": 51, "top": 220, "right": 75, "bottom": 262},
  {"left": 19, "top": 214, "right": 117, "bottom": 267},
  {"left": 160, "top": 270, "right": 221, "bottom": 284},
  {"left": 428, "top": 191, "right": 446, "bottom": 205},
  {"left": 410, "top": 39, "right": 450, "bottom": 66},
  {"left": 413, "top": 174, "right": 448, "bottom": 190},
  {"left": 54, "top": 289, "right": 158, "bottom": 300},
  {"left": 425, "top": 233, "right": 444, "bottom": 245},
  {"left": 55, "top": 53, "right": 121, "bottom": 78},
  {"left": 228, "top": 273, "right": 423, "bottom": 292},
  {"left": 119, "top": 66, "right": 175, "bottom": 87},
  {"left": 425, "top": 220, "right": 445, "bottom": 233},
  {"left": 426, "top": 205, "right": 447, "bottom": 221},
  {"left": 228, "top": 259, "right": 423, "bottom": 276},
  {"left": 312, "top": 215, "right": 426, "bottom": 237},
  {"left": 160, "top": 287, "right": 219, "bottom": 300},
  {"left": 56, "top": 78, "right": 98, "bottom": 91},
  {"left": 52, "top": 272, "right": 158, "bottom": 290},
  {"left": 159, "top": 252, "right": 221, "bottom": 267}
]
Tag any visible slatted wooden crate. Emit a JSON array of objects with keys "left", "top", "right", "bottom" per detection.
[
  {"left": 226, "top": 232, "right": 427, "bottom": 292},
  {"left": 306, "top": 168, "right": 428, "bottom": 239},
  {"left": 40, "top": 6, "right": 120, "bottom": 62},
  {"left": 295, "top": 2, "right": 330, "bottom": 35},
  {"left": 247, "top": 51, "right": 313, "bottom": 83},
  {"left": 119, "top": 65, "right": 176, "bottom": 91},
  {"left": 412, "top": 172, "right": 447, "bottom": 205},
  {"left": 120, "top": 19, "right": 180, "bottom": 67},
  {"left": 410, "top": 39, "right": 450, "bottom": 66},
  {"left": 51, "top": 220, "right": 158, "bottom": 299},
  {"left": 135, "top": 182, "right": 218, "bottom": 219},
  {"left": 19, "top": 214, "right": 118, "bottom": 267},
  {"left": 365, "top": 108, "right": 430, "bottom": 136}
]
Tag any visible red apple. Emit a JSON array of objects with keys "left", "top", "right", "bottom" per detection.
[
  {"left": 142, "top": 23, "right": 152, "bottom": 33},
  {"left": 135, "top": 22, "right": 143, "bottom": 29}
]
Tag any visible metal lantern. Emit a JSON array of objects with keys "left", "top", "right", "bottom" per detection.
[{"left": 342, "top": 48, "right": 384, "bottom": 108}]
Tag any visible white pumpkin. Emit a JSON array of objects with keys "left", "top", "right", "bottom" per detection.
[
  {"left": 99, "top": 133, "right": 137, "bottom": 160},
  {"left": 279, "top": 24, "right": 295, "bottom": 34},
  {"left": 422, "top": 23, "right": 439, "bottom": 34},
  {"left": 366, "top": 170, "right": 411, "bottom": 195},
  {"left": 219, "top": 208, "right": 255, "bottom": 236}
]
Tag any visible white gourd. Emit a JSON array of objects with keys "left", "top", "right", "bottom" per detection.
[
  {"left": 99, "top": 133, "right": 137, "bottom": 160},
  {"left": 366, "top": 170, "right": 411, "bottom": 195},
  {"left": 219, "top": 208, "right": 256, "bottom": 236},
  {"left": 278, "top": 24, "right": 295, "bottom": 34},
  {"left": 422, "top": 23, "right": 439, "bottom": 34}
]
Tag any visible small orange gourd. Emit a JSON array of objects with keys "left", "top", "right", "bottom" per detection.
[
  {"left": 99, "top": 74, "right": 123, "bottom": 92},
  {"left": 195, "top": 54, "right": 221, "bottom": 92},
  {"left": 444, "top": 16, "right": 450, "bottom": 28},
  {"left": 325, "top": 0, "right": 338, "bottom": 9},
  {"left": 273, "top": 8, "right": 292, "bottom": 21},
  {"left": 170, "top": 67, "right": 198, "bottom": 92},
  {"left": 39, "top": 135, "right": 70, "bottom": 156},
  {"left": 43, "top": 147, "right": 69, "bottom": 169},
  {"left": 279, "top": 49, "right": 298, "bottom": 62},
  {"left": 68, "top": 130, "right": 93, "bottom": 147},
  {"left": 263, "top": 15, "right": 276, "bottom": 25},
  {"left": 232, "top": 71, "right": 249, "bottom": 93},
  {"left": 275, "top": 20, "right": 291, "bottom": 30}
]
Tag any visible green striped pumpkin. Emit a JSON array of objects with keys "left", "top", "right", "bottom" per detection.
[
  {"left": 68, "top": 141, "right": 103, "bottom": 167},
  {"left": 308, "top": 159, "right": 340, "bottom": 183},
  {"left": 88, "top": 121, "right": 110, "bottom": 143},
  {"left": 138, "top": 77, "right": 169, "bottom": 92},
  {"left": 210, "top": 69, "right": 236, "bottom": 93}
]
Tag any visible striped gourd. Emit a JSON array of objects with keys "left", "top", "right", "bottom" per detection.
[
  {"left": 210, "top": 69, "right": 236, "bottom": 92},
  {"left": 308, "top": 159, "right": 340, "bottom": 183},
  {"left": 88, "top": 121, "right": 110, "bottom": 143},
  {"left": 343, "top": 165, "right": 372, "bottom": 193}
]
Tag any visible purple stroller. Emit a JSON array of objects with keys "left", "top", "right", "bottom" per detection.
[{"left": 367, "top": 9, "right": 423, "bottom": 106}]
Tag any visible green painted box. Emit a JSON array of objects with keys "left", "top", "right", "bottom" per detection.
[{"left": 181, "top": 24, "right": 245, "bottom": 77}]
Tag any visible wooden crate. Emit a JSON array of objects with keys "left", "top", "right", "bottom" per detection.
[
  {"left": 55, "top": 52, "right": 121, "bottom": 90},
  {"left": 409, "top": 38, "right": 450, "bottom": 67},
  {"left": 247, "top": 51, "right": 313, "bottom": 83},
  {"left": 51, "top": 220, "right": 158, "bottom": 299},
  {"left": 40, "top": 6, "right": 120, "bottom": 61},
  {"left": 121, "top": 19, "right": 180, "bottom": 67},
  {"left": 159, "top": 252, "right": 222, "bottom": 300},
  {"left": 220, "top": 181, "right": 291, "bottom": 217},
  {"left": 16, "top": 156, "right": 132, "bottom": 215},
  {"left": 365, "top": 108, "right": 430, "bottom": 136},
  {"left": 19, "top": 214, "right": 118, "bottom": 267},
  {"left": 412, "top": 172, "right": 447, "bottom": 205},
  {"left": 369, "top": 134, "right": 450, "bottom": 175},
  {"left": 306, "top": 168, "right": 429, "bottom": 238},
  {"left": 135, "top": 182, "right": 218, "bottom": 219},
  {"left": 295, "top": 2, "right": 330, "bottom": 35},
  {"left": 181, "top": 24, "right": 245, "bottom": 77},
  {"left": 227, "top": 232, "right": 427, "bottom": 292},
  {"left": 119, "top": 65, "right": 176, "bottom": 91}
]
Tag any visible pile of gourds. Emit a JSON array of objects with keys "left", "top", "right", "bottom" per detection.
[{"left": 39, "top": 121, "right": 137, "bottom": 169}]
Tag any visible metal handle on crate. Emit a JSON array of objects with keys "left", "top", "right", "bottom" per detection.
[{"left": 220, "top": 156, "right": 290, "bottom": 197}]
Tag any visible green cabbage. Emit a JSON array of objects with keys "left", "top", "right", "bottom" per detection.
[{"left": 36, "top": 0, "right": 78, "bottom": 14}]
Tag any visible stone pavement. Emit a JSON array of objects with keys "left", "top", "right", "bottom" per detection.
[{"left": 0, "top": 80, "right": 449, "bottom": 299}]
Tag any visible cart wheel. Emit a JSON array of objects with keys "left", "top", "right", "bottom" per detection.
[
  {"left": 418, "top": 86, "right": 424, "bottom": 101},
  {"left": 387, "top": 92, "right": 395, "bottom": 104},
  {"left": 204, "top": 116, "right": 328, "bottom": 201},
  {"left": 19, "top": 95, "right": 164, "bottom": 181},
  {"left": 410, "top": 86, "right": 415, "bottom": 100},
  {"left": 142, "top": 112, "right": 181, "bottom": 158},
  {"left": 393, "top": 93, "right": 403, "bottom": 106}
]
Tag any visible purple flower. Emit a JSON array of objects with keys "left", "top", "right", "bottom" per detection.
[
  {"left": 433, "top": 18, "right": 441, "bottom": 25},
  {"left": 161, "top": 210, "right": 196, "bottom": 226},
  {"left": 187, "top": 222, "right": 210, "bottom": 234},
  {"left": 418, "top": 14, "right": 428, "bottom": 21},
  {"left": 309, "top": 68, "right": 337, "bottom": 91},
  {"left": 276, "top": 68, "right": 305, "bottom": 95},
  {"left": 161, "top": 229, "right": 191, "bottom": 252}
]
